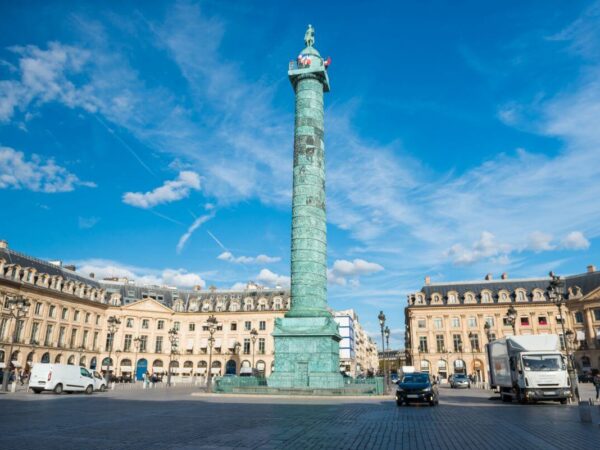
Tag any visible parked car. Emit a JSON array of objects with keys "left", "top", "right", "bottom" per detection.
[
  {"left": 578, "top": 373, "right": 593, "bottom": 383},
  {"left": 91, "top": 371, "right": 107, "bottom": 391},
  {"left": 396, "top": 372, "right": 439, "bottom": 406},
  {"left": 29, "top": 363, "right": 95, "bottom": 394},
  {"left": 450, "top": 374, "right": 471, "bottom": 389}
]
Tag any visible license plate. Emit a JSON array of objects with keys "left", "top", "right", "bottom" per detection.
[
  {"left": 407, "top": 394, "right": 419, "bottom": 398},
  {"left": 543, "top": 391, "right": 556, "bottom": 396}
]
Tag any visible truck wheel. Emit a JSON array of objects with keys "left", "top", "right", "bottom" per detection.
[
  {"left": 85, "top": 385, "right": 93, "bottom": 395},
  {"left": 53, "top": 383, "right": 63, "bottom": 394}
]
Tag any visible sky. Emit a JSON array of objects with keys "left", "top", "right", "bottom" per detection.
[{"left": 1, "top": 0, "right": 600, "bottom": 349}]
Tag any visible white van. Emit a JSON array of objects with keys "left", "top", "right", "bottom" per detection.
[{"left": 29, "top": 363, "right": 95, "bottom": 394}]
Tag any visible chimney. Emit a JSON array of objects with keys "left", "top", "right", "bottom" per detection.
[
  {"left": 485, "top": 273, "right": 493, "bottom": 281},
  {"left": 63, "top": 264, "right": 76, "bottom": 271},
  {"left": 0, "top": 240, "right": 7, "bottom": 249},
  {"left": 424, "top": 275, "right": 431, "bottom": 285},
  {"left": 89, "top": 273, "right": 95, "bottom": 279},
  {"left": 501, "top": 272, "right": 508, "bottom": 280},
  {"left": 587, "top": 265, "right": 596, "bottom": 273}
]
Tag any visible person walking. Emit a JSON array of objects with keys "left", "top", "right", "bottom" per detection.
[{"left": 593, "top": 372, "right": 600, "bottom": 402}]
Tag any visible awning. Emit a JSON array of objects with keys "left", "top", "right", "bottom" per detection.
[
  {"left": 186, "top": 339, "right": 194, "bottom": 350},
  {"left": 576, "top": 330, "right": 586, "bottom": 341},
  {"left": 200, "top": 338, "right": 208, "bottom": 348},
  {"left": 120, "top": 366, "right": 133, "bottom": 371},
  {"left": 152, "top": 367, "right": 165, "bottom": 373},
  {"left": 228, "top": 339, "right": 237, "bottom": 349},
  {"left": 214, "top": 338, "right": 222, "bottom": 348},
  {"left": 210, "top": 368, "right": 220, "bottom": 374},
  {"left": 196, "top": 368, "right": 207, "bottom": 374}
]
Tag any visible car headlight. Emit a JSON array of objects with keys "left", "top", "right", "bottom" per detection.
[
  {"left": 396, "top": 388, "right": 404, "bottom": 392},
  {"left": 422, "top": 387, "right": 431, "bottom": 393}
]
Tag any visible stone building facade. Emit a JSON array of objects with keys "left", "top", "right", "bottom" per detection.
[
  {"left": 0, "top": 243, "right": 373, "bottom": 380},
  {"left": 405, "top": 267, "right": 600, "bottom": 382},
  {"left": 333, "top": 309, "right": 379, "bottom": 377}
]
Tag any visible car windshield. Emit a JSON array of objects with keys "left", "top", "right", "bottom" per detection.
[
  {"left": 454, "top": 375, "right": 467, "bottom": 380},
  {"left": 522, "top": 354, "right": 565, "bottom": 371},
  {"left": 401, "top": 374, "right": 429, "bottom": 383}
]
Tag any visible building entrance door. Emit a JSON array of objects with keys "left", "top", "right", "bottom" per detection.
[
  {"left": 136, "top": 358, "right": 148, "bottom": 381},
  {"left": 296, "top": 361, "right": 309, "bottom": 387}
]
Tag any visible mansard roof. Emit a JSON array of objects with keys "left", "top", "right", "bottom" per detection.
[{"left": 0, "top": 247, "right": 101, "bottom": 288}]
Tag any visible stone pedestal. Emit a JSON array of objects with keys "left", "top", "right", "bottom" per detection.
[{"left": 268, "top": 316, "right": 344, "bottom": 389}]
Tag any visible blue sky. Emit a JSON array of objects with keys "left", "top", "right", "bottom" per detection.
[{"left": 1, "top": 1, "right": 600, "bottom": 348}]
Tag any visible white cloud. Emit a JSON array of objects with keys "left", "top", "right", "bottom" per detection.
[
  {"left": 78, "top": 216, "right": 100, "bottom": 229},
  {"left": 122, "top": 171, "right": 201, "bottom": 209},
  {"left": 527, "top": 231, "right": 555, "bottom": 252},
  {"left": 176, "top": 212, "right": 215, "bottom": 254},
  {"left": 0, "top": 146, "right": 95, "bottom": 193},
  {"left": 217, "top": 251, "right": 280, "bottom": 264},
  {"left": 74, "top": 259, "right": 205, "bottom": 288},
  {"left": 561, "top": 231, "right": 590, "bottom": 250},
  {"left": 255, "top": 269, "right": 290, "bottom": 288},
  {"left": 328, "top": 259, "right": 383, "bottom": 286},
  {"left": 445, "top": 231, "right": 511, "bottom": 265}
]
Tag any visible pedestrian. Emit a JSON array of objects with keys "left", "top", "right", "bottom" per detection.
[{"left": 593, "top": 372, "right": 600, "bottom": 401}]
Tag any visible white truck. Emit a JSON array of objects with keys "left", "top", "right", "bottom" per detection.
[
  {"left": 29, "top": 363, "right": 96, "bottom": 394},
  {"left": 486, "top": 335, "right": 571, "bottom": 404}
]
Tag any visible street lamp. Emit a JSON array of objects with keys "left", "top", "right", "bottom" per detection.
[
  {"left": 484, "top": 321, "right": 493, "bottom": 342},
  {"left": 547, "top": 272, "right": 579, "bottom": 401},
  {"left": 133, "top": 336, "right": 141, "bottom": 382},
  {"left": 105, "top": 316, "right": 121, "bottom": 384},
  {"left": 378, "top": 311, "right": 388, "bottom": 387},
  {"left": 205, "top": 315, "right": 218, "bottom": 392},
  {"left": 2, "top": 296, "right": 30, "bottom": 392},
  {"left": 167, "top": 327, "right": 178, "bottom": 387},
  {"left": 505, "top": 305, "right": 517, "bottom": 335},
  {"left": 250, "top": 328, "right": 258, "bottom": 373}
]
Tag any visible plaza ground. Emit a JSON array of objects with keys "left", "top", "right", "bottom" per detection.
[{"left": 0, "top": 384, "right": 598, "bottom": 449}]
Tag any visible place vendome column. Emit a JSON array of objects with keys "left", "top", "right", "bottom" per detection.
[{"left": 269, "top": 25, "right": 343, "bottom": 389}]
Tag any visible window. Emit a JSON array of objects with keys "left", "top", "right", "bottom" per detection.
[
  {"left": 139, "top": 335, "right": 147, "bottom": 352},
  {"left": 467, "top": 317, "right": 477, "bottom": 328},
  {"left": 243, "top": 338, "right": 251, "bottom": 354},
  {"left": 58, "top": 326, "right": 66, "bottom": 347},
  {"left": 502, "top": 317, "right": 511, "bottom": 327},
  {"left": 469, "top": 333, "right": 480, "bottom": 352},
  {"left": 30, "top": 322, "right": 40, "bottom": 344},
  {"left": 230, "top": 322, "right": 237, "bottom": 331},
  {"left": 157, "top": 320, "right": 164, "bottom": 330},
  {"left": 594, "top": 310, "right": 600, "bottom": 321},
  {"left": 173, "top": 321, "right": 180, "bottom": 331},
  {"left": 489, "top": 333, "right": 496, "bottom": 341},
  {"left": 124, "top": 334, "right": 132, "bottom": 351},
  {"left": 85, "top": 313, "right": 90, "bottom": 323},
  {"left": 520, "top": 317, "right": 530, "bottom": 327},
  {"left": 93, "top": 332, "right": 98, "bottom": 349},
  {"left": 244, "top": 321, "right": 251, "bottom": 331},
  {"left": 189, "top": 323, "right": 195, "bottom": 332},
  {"left": 155, "top": 336, "right": 163, "bottom": 353},
  {"left": 69, "top": 329, "right": 77, "bottom": 347},
  {"left": 538, "top": 316, "right": 548, "bottom": 326},
  {"left": 82, "top": 330, "right": 88, "bottom": 348},
  {"left": 485, "top": 316, "right": 494, "bottom": 326},
  {"left": 418, "top": 336, "right": 428, "bottom": 353},
  {"left": 574, "top": 312, "right": 584, "bottom": 323},
  {"left": 61, "top": 308, "right": 68, "bottom": 320},
  {"left": 126, "top": 318, "right": 134, "bottom": 328},
  {"left": 453, "top": 334, "right": 462, "bottom": 352},
  {"left": 34, "top": 302, "right": 42, "bottom": 315},
  {"left": 417, "top": 319, "right": 426, "bottom": 329},
  {"left": 556, "top": 315, "right": 564, "bottom": 324},
  {"left": 258, "top": 338, "right": 266, "bottom": 354},
  {"left": 13, "top": 320, "right": 24, "bottom": 342},
  {"left": 0, "top": 318, "right": 7, "bottom": 340},
  {"left": 44, "top": 325, "right": 53, "bottom": 346},
  {"left": 433, "top": 318, "right": 443, "bottom": 329},
  {"left": 74, "top": 310, "right": 80, "bottom": 322},
  {"left": 49, "top": 305, "right": 56, "bottom": 318},
  {"left": 105, "top": 333, "right": 113, "bottom": 351},
  {"left": 451, "top": 317, "right": 460, "bottom": 328},
  {"left": 95, "top": 315, "right": 100, "bottom": 325},
  {"left": 259, "top": 321, "right": 266, "bottom": 331},
  {"left": 436, "top": 335, "right": 445, "bottom": 353},
  {"left": 142, "top": 319, "right": 149, "bottom": 329}
]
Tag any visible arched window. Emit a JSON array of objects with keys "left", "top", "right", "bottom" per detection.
[
  {"left": 225, "top": 360, "right": 237, "bottom": 375},
  {"left": 67, "top": 355, "right": 75, "bottom": 365},
  {"left": 256, "top": 360, "right": 266, "bottom": 376},
  {"left": 54, "top": 354, "right": 62, "bottom": 363},
  {"left": 420, "top": 360, "right": 430, "bottom": 373},
  {"left": 90, "top": 357, "right": 97, "bottom": 369},
  {"left": 120, "top": 358, "right": 132, "bottom": 367},
  {"left": 453, "top": 359, "right": 466, "bottom": 374},
  {"left": 481, "top": 291, "right": 492, "bottom": 303},
  {"left": 447, "top": 292, "right": 458, "bottom": 304},
  {"left": 79, "top": 356, "right": 87, "bottom": 367},
  {"left": 229, "top": 301, "right": 240, "bottom": 312}
]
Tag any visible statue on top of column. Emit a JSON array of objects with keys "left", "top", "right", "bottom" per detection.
[{"left": 304, "top": 24, "right": 315, "bottom": 47}]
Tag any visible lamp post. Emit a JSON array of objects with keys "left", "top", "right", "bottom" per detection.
[
  {"left": 384, "top": 326, "right": 390, "bottom": 375},
  {"left": 133, "top": 336, "right": 141, "bottom": 382},
  {"left": 484, "top": 321, "right": 493, "bottom": 343},
  {"left": 167, "top": 327, "right": 178, "bottom": 387},
  {"left": 205, "top": 315, "right": 218, "bottom": 392},
  {"left": 77, "top": 346, "right": 85, "bottom": 366},
  {"left": 547, "top": 272, "right": 579, "bottom": 401},
  {"left": 378, "top": 311, "right": 388, "bottom": 388},
  {"left": 2, "top": 296, "right": 30, "bottom": 392},
  {"left": 105, "top": 316, "right": 121, "bottom": 385},
  {"left": 250, "top": 328, "right": 258, "bottom": 373},
  {"left": 505, "top": 305, "right": 517, "bottom": 335},
  {"left": 115, "top": 349, "right": 122, "bottom": 378}
]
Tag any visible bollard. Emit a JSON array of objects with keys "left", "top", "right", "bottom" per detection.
[
  {"left": 10, "top": 382, "right": 16, "bottom": 393},
  {"left": 579, "top": 399, "right": 593, "bottom": 423},
  {"left": 111, "top": 382, "right": 116, "bottom": 390}
]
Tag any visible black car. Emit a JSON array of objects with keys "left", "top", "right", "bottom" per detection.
[
  {"left": 396, "top": 372, "right": 439, "bottom": 406},
  {"left": 578, "top": 373, "right": 593, "bottom": 383}
]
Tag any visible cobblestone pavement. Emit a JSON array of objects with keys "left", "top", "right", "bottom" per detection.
[{"left": 1, "top": 384, "right": 598, "bottom": 450}]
